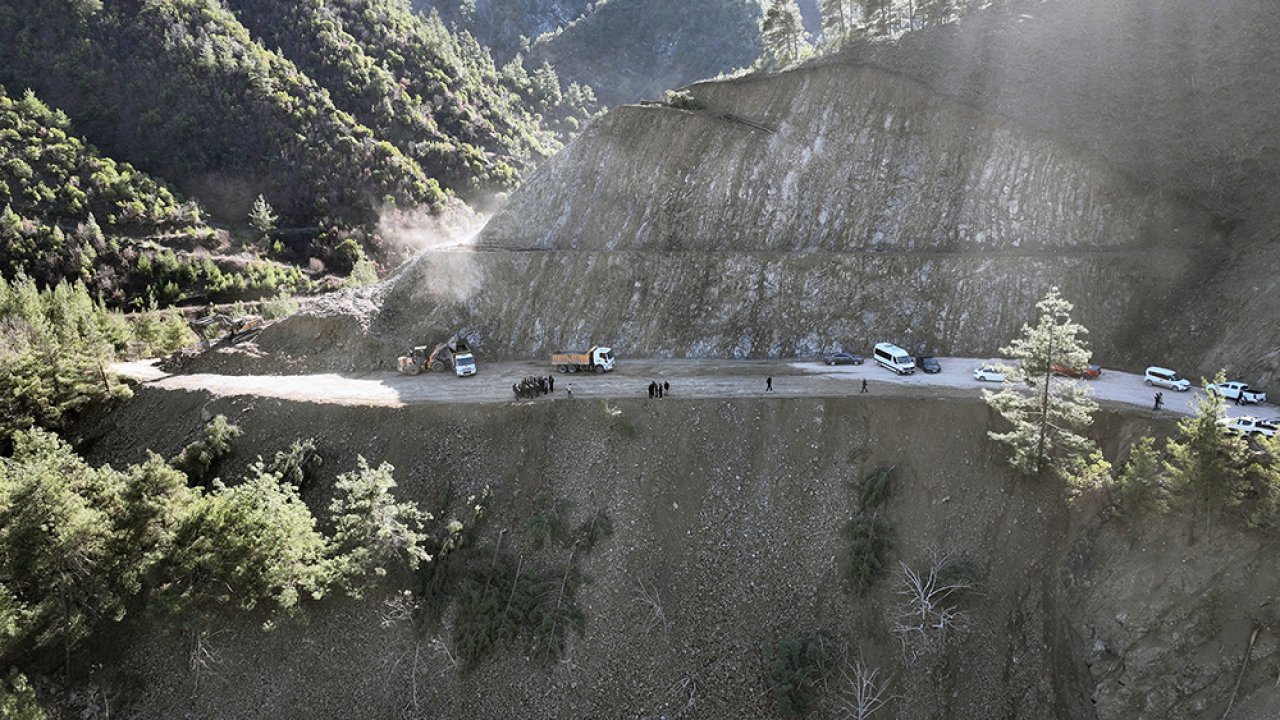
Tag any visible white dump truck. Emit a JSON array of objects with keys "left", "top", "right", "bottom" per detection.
[{"left": 551, "top": 346, "right": 615, "bottom": 374}]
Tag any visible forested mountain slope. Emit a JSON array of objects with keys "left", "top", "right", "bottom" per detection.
[
  {"left": 427, "top": 0, "right": 771, "bottom": 106},
  {"left": 0, "top": 86, "right": 308, "bottom": 307},
  {"left": 0, "top": 0, "right": 596, "bottom": 276}
]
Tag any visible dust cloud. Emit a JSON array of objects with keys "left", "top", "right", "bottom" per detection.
[{"left": 375, "top": 200, "right": 500, "bottom": 304}]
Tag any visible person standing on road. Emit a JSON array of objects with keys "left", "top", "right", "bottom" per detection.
[
  {"left": 663, "top": 380, "right": 670, "bottom": 395},
  {"left": 566, "top": 384, "right": 573, "bottom": 398},
  {"left": 1153, "top": 392, "right": 1164, "bottom": 411},
  {"left": 512, "top": 383, "right": 518, "bottom": 399},
  {"left": 657, "top": 384, "right": 664, "bottom": 399},
  {"left": 648, "top": 382, "right": 655, "bottom": 399},
  {"left": 548, "top": 375, "right": 554, "bottom": 393},
  {"left": 860, "top": 378, "right": 868, "bottom": 394},
  {"left": 766, "top": 376, "right": 773, "bottom": 392}
]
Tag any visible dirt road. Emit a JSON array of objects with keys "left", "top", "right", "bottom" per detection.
[{"left": 111, "top": 357, "right": 1274, "bottom": 421}]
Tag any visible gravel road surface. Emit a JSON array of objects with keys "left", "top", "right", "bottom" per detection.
[{"left": 111, "top": 358, "right": 1275, "bottom": 422}]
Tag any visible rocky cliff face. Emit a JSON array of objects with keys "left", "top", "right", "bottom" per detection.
[{"left": 344, "top": 63, "right": 1222, "bottom": 370}]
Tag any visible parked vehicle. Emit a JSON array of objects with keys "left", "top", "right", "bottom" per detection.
[
  {"left": 824, "top": 352, "right": 864, "bottom": 366},
  {"left": 1052, "top": 363, "right": 1102, "bottom": 379},
  {"left": 973, "top": 366, "right": 1005, "bottom": 382},
  {"left": 873, "top": 343, "right": 916, "bottom": 375},
  {"left": 1207, "top": 380, "right": 1266, "bottom": 405},
  {"left": 1144, "top": 366, "right": 1191, "bottom": 391},
  {"left": 1223, "top": 415, "right": 1274, "bottom": 438},
  {"left": 916, "top": 356, "right": 941, "bottom": 374},
  {"left": 398, "top": 337, "right": 476, "bottom": 377},
  {"left": 1220, "top": 417, "right": 1278, "bottom": 438},
  {"left": 552, "top": 346, "right": 616, "bottom": 373}
]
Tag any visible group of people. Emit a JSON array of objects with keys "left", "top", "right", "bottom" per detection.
[
  {"left": 647, "top": 380, "right": 669, "bottom": 398},
  {"left": 514, "top": 375, "right": 555, "bottom": 400}
]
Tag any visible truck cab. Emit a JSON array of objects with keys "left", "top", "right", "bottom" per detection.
[
  {"left": 591, "top": 346, "right": 616, "bottom": 372},
  {"left": 454, "top": 351, "right": 477, "bottom": 377}
]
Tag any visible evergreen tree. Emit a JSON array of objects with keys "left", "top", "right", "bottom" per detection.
[
  {"left": 983, "top": 288, "right": 1099, "bottom": 480},
  {"left": 160, "top": 471, "right": 332, "bottom": 618},
  {"left": 820, "top": 0, "right": 851, "bottom": 43},
  {"left": 1165, "top": 375, "right": 1249, "bottom": 538},
  {"left": 329, "top": 457, "right": 431, "bottom": 589},
  {"left": 917, "top": 0, "right": 954, "bottom": 27},
  {"left": 860, "top": 0, "right": 893, "bottom": 35},
  {"left": 248, "top": 194, "right": 278, "bottom": 243},
  {"left": 762, "top": 0, "right": 808, "bottom": 67}
]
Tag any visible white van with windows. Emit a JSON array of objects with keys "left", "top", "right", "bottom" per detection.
[
  {"left": 1145, "top": 366, "right": 1191, "bottom": 392},
  {"left": 873, "top": 342, "right": 916, "bottom": 375}
]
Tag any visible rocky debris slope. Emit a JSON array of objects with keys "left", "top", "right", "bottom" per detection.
[{"left": 78, "top": 392, "right": 1280, "bottom": 719}]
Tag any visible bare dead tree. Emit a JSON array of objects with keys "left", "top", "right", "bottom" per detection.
[
  {"left": 839, "top": 660, "right": 892, "bottom": 719},
  {"left": 379, "top": 589, "right": 417, "bottom": 628},
  {"left": 630, "top": 573, "right": 670, "bottom": 635},
  {"left": 891, "top": 548, "right": 975, "bottom": 664},
  {"left": 188, "top": 629, "right": 229, "bottom": 696},
  {"left": 666, "top": 672, "right": 700, "bottom": 718}
]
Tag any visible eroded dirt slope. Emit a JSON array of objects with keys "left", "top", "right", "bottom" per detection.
[{"left": 76, "top": 392, "right": 1280, "bottom": 719}]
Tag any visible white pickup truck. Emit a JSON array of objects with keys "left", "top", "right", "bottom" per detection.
[{"left": 1207, "top": 380, "right": 1266, "bottom": 405}]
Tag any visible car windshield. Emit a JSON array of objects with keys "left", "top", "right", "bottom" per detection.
[{"left": 457, "top": 356, "right": 474, "bottom": 366}]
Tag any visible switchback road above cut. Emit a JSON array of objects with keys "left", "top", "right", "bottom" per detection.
[{"left": 111, "top": 358, "right": 1274, "bottom": 422}]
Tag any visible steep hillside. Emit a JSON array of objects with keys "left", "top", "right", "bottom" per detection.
[
  {"left": 527, "top": 0, "right": 766, "bottom": 106},
  {"left": 0, "top": 0, "right": 594, "bottom": 249},
  {"left": 425, "top": 0, "right": 768, "bottom": 106},
  {"left": 258, "top": 62, "right": 1224, "bottom": 376},
  {"left": 72, "top": 391, "right": 1280, "bottom": 719},
  {"left": 837, "top": 0, "right": 1280, "bottom": 224},
  {"left": 222, "top": 0, "right": 598, "bottom": 197},
  {"left": 0, "top": 0, "right": 440, "bottom": 227},
  {"left": 0, "top": 86, "right": 307, "bottom": 306}
]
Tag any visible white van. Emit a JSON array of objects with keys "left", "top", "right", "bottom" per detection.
[
  {"left": 873, "top": 342, "right": 916, "bottom": 375},
  {"left": 1145, "top": 366, "right": 1190, "bottom": 392}
]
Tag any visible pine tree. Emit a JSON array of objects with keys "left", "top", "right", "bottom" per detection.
[
  {"left": 762, "top": 0, "right": 808, "bottom": 67},
  {"left": 860, "top": 0, "right": 893, "bottom": 35},
  {"left": 1165, "top": 374, "right": 1249, "bottom": 538},
  {"left": 820, "top": 0, "right": 850, "bottom": 42},
  {"left": 917, "top": 0, "right": 954, "bottom": 27},
  {"left": 983, "top": 288, "right": 1099, "bottom": 480},
  {"left": 247, "top": 194, "right": 277, "bottom": 242},
  {"left": 329, "top": 457, "right": 432, "bottom": 589}
]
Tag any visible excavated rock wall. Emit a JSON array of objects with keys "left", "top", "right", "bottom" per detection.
[{"left": 351, "top": 64, "right": 1221, "bottom": 369}]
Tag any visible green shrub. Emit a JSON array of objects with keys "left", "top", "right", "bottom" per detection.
[
  {"left": 172, "top": 416, "right": 242, "bottom": 483},
  {"left": 858, "top": 465, "right": 894, "bottom": 511},
  {"left": 662, "top": 89, "right": 704, "bottom": 110},
  {"left": 346, "top": 257, "right": 379, "bottom": 288},
  {"left": 846, "top": 512, "right": 892, "bottom": 596},
  {"left": 763, "top": 634, "right": 836, "bottom": 716},
  {"left": 258, "top": 289, "right": 300, "bottom": 320},
  {"left": 526, "top": 491, "right": 567, "bottom": 549},
  {"left": 260, "top": 438, "right": 322, "bottom": 490},
  {"left": 572, "top": 510, "right": 614, "bottom": 553},
  {"left": 0, "top": 672, "right": 47, "bottom": 720}
]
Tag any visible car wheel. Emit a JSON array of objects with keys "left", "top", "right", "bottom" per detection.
[{"left": 1144, "top": 379, "right": 1152, "bottom": 386}]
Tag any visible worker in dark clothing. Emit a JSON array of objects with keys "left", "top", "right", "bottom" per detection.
[
  {"left": 861, "top": 378, "right": 868, "bottom": 394},
  {"left": 766, "top": 376, "right": 773, "bottom": 392},
  {"left": 657, "top": 384, "right": 663, "bottom": 398},
  {"left": 1153, "top": 392, "right": 1164, "bottom": 411},
  {"left": 512, "top": 383, "right": 519, "bottom": 399},
  {"left": 548, "top": 375, "right": 554, "bottom": 392},
  {"left": 648, "top": 382, "right": 655, "bottom": 399},
  {"left": 663, "top": 380, "right": 670, "bottom": 395}
]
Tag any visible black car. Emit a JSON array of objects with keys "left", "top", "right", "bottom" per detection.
[
  {"left": 916, "top": 356, "right": 941, "bottom": 374},
  {"left": 823, "top": 352, "right": 864, "bottom": 366}
]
